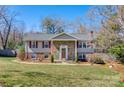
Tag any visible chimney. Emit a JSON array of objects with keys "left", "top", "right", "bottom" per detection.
[
  {"left": 89, "top": 31, "right": 94, "bottom": 48},
  {"left": 90, "top": 31, "right": 93, "bottom": 36},
  {"left": 90, "top": 31, "right": 94, "bottom": 40}
]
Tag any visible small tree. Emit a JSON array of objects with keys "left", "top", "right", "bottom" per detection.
[
  {"left": 18, "top": 46, "right": 25, "bottom": 60},
  {"left": 51, "top": 55, "right": 54, "bottom": 63}
]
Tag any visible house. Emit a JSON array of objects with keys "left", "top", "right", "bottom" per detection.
[{"left": 24, "top": 31, "right": 96, "bottom": 62}]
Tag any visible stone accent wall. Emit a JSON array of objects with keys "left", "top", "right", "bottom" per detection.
[{"left": 53, "top": 41, "right": 75, "bottom": 60}]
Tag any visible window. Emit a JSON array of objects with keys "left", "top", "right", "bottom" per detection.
[
  {"left": 32, "top": 41, "right": 36, "bottom": 48},
  {"left": 30, "top": 41, "right": 38, "bottom": 48},
  {"left": 31, "top": 53, "right": 37, "bottom": 59},
  {"left": 44, "top": 53, "right": 49, "bottom": 58},
  {"left": 82, "top": 54, "right": 86, "bottom": 59},
  {"left": 83, "top": 42, "right": 86, "bottom": 48},
  {"left": 78, "top": 53, "right": 82, "bottom": 59},
  {"left": 44, "top": 41, "right": 49, "bottom": 48},
  {"left": 78, "top": 42, "right": 82, "bottom": 48}
]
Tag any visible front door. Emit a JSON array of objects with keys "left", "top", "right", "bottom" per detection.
[
  {"left": 62, "top": 48, "right": 66, "bottom": 59},
  {"left": 60, "top": 45, "right": 68, "bottom": 60}
]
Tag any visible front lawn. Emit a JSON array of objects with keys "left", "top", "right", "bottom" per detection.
[{"left": 0, "top": 57, "right": 122, "bottom": 87}]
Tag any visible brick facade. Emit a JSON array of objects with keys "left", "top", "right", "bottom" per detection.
[{"left": 25, "top": 53, "right": 51, "bottom": 62}]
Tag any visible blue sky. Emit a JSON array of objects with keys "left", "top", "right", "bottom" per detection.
[{"left": 9, "top": 5, "right": 92, "bottom": 32}]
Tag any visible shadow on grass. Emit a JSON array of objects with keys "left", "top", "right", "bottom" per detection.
[
  {"left": 23, "top": 71, "right": 52, "bottom": 77},
  {"left": 22, "top": 71, "right": 106, "bottom": 81},
  {"left": 6, "top": 69, "right": 22, "bottom": 73},
  {"left": 0, "top": 74, "right": 12, "bottom": 78}
]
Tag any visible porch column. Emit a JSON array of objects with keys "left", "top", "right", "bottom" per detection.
[
  {"left": 75, "top": 40, "right": 77, "bottom": 61},
  {"left": 25, "top": 42, "right": 28, "bottom": 59},
  {"left": 51, "top": 40, "right": 53, "bottom": 55}
]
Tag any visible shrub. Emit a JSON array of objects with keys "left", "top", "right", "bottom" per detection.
[
  {"left": 51, "top": 55, "right": 54, "bottom": 63},
  {"left": 108, "top": 44, "right": 124, "bottom": 63},
  {"left": 18, "top": 46, "right": 25, "bottom": 60},
  {"left": 89, "top": 55, "right": 105, "bottom": 64}
]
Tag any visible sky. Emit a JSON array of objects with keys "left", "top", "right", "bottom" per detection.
[{"left": 9, "top": 5, "right": 92, "bottom": 32}]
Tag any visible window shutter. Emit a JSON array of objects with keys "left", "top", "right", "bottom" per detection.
[
  {"left": 49, "top": 41, "right": 51, "bottom": 48},
  {"left": 29, "top": 41, "right": 31, "bottom": 48},
  {"left": 36, "top": 41, "right": 38, "bottom": 48},
  {"left": 77, "top": 41, "right": 78, "bottom": 48},
  {"left": 42, "top": 41, "right": 44, "bottom": 48}
]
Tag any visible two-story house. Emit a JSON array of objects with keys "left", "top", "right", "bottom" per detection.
[{"left": 24, "top": 31, "right": 96, "bottom": 62}]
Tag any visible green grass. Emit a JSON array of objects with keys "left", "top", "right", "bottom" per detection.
[{"left": 0, "top": 57, "right": 122, "bottom": 87}]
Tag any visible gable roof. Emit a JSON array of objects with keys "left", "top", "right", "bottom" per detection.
[
  {"left": 24, "top": 32, "right": 97, "bottom": 41},
  {"left": 70, "top": 33, "right": 91, "bottom": 40},
  {"left": 51, "top": 32, "right": 78, "bottom": 40}
]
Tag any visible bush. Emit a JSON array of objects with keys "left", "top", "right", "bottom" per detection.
[
  {"left": 108, "top": 44, "right": 124, "bottom": 63},
  {"left": 18, "top": 46, "right": 25, "bottom": 60},
  {"left": 51, "top": 55, "right": 54, "bottom": 63},
  {"left": 89, "top": 55, "right": 105, "bottom": 64}
]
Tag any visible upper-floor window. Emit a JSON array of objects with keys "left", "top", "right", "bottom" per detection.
[
  {"left": 78, "top": 41, "right": 82, "bottom": 48},
  {"left": 29, "top": 41, "right": 38, "bottom": 48},
  {"left": 32, "top": 41, "right": 36, "bottom": 48},
  {"left": 43, "top": 41, "right": 50, "bottom": 48},
  {"left": 83, "top": 42, "right": 86, "bottom": 48}
]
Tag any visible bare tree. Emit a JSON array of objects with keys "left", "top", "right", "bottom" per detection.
[
  {"left": 41, "top": 17, "right": 65, "bottom": 34},
  {"left": 87, "top": 6, "right": 124, "bottom": 50},
  {"left": 0, "top": 6, "right": 18, "bottom": 49},
  {"left": 8, "top": 21, "right": 25, "bottom": 49}
]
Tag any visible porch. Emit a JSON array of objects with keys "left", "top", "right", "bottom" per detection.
[{"left": 51, "top": 40, "right": 77, "bottom": 61}]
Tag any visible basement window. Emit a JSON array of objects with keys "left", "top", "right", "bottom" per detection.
[
  {"left": 78, "top": 53, "right": 82, "bottom": 59},
  {"left": 32, "top": 53, "right": 37, "bottom": 59},
  {"left": 44, "top": 53, "right": 49, "bottom": 58}
]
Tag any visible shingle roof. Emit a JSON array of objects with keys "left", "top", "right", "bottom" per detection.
[
  {"left": 23, "top": 32, "right": 97, "bottom": 41},
  {"left": 70, "top": 33, "right": 90, "bottom": 40},
  {"left": 24, "top": 33, "right": 55, "bottom": 41}
]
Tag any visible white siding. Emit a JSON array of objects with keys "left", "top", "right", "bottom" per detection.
[
  {"left": 77, "top": 48, "right": 94, "bottom": 53},
  {"left": 25, "top": 41, "right": 50, "bottom": 53}
]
